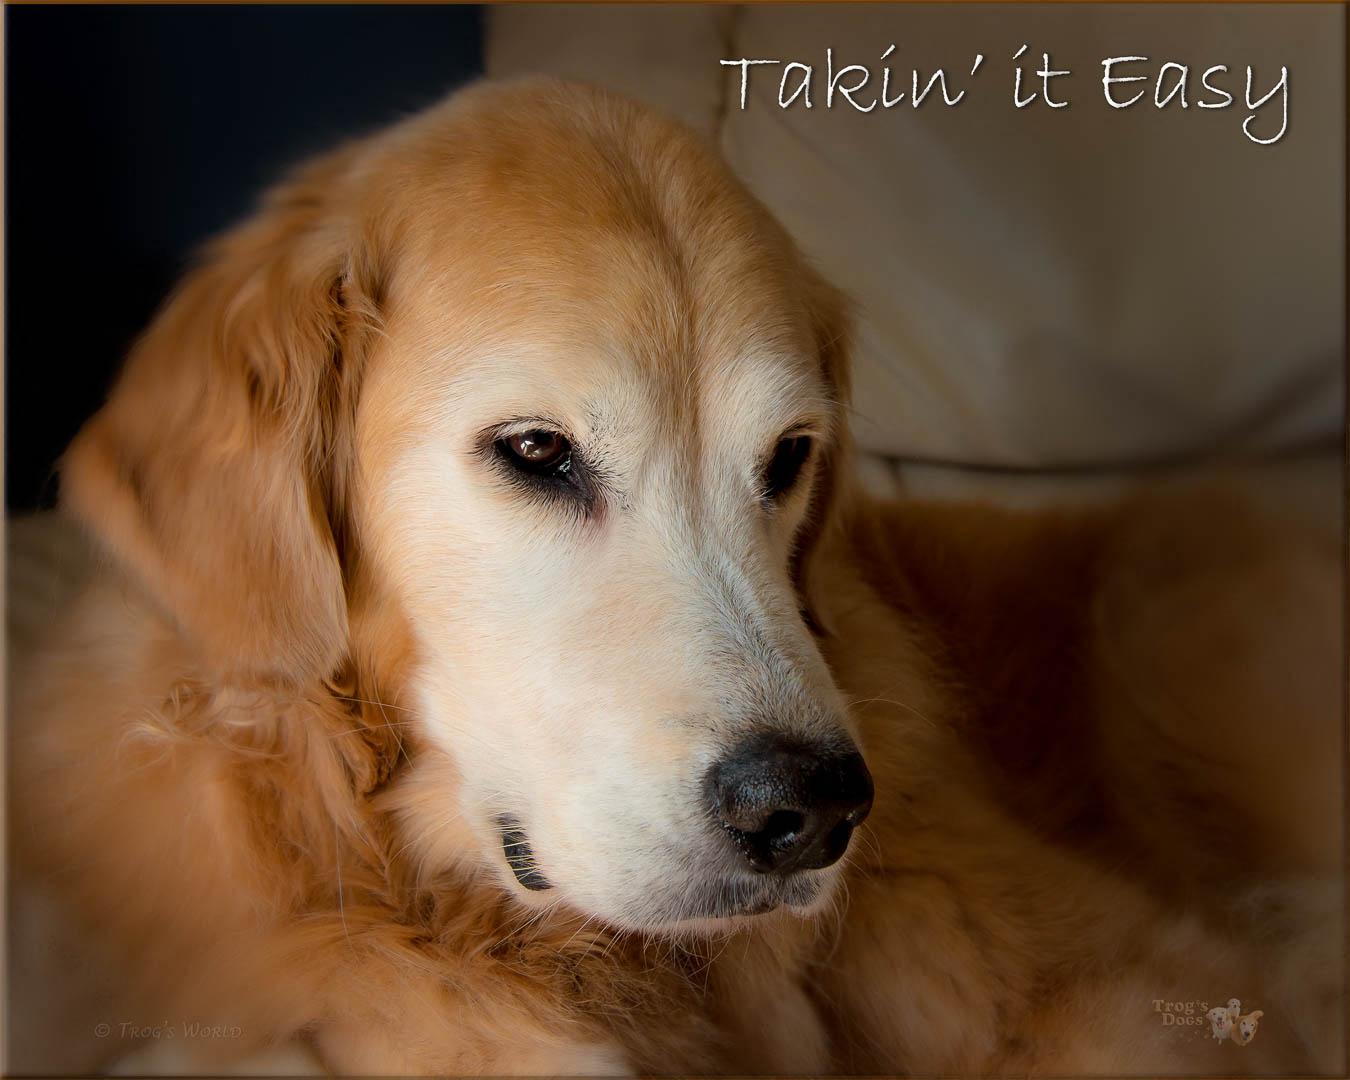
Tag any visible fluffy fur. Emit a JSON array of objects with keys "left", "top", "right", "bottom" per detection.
[{"left": 7, "top": 79, "right": 1343, "bottom": 1075}]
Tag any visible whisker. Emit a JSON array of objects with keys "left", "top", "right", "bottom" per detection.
[
  {"left": 853, "top": 821, "right": 884, "bottom": 869},
  {"left": 391, "top": 807, "right": 465, "bottom": 867},
  {"left": 373, "top": 700, "right": 412, "bottom": 766},
  {"left": 557, "top": 913, "right": 602, "bottom": 954},
  {"left": 333, "top": 695, "right": 416, "bottom": 714},
  {"left": 845, "top": 695, "right": 941, "bottom": 729},
  {"left": 325, "top": 718, "right": 422, "bottom": 739},
  {"left": 334, "top": 820, "right": 354, "bottom": 953}
]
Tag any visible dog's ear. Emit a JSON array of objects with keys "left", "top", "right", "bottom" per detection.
[
  {"left": 62, "top": 150, "right": 381, "bottom": 685},
  {"left": 791, "top": 268, "right": 856, "bottom": 636}
]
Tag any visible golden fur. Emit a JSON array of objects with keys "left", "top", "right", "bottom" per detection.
[{"left": 7, "top": 79, "right": 1343, "bottom": 1075}]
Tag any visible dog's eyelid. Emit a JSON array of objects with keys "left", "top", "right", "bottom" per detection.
[
  {"left": 483, "top": 416, "right": 575, "bottom": 443},
  {"left": 780, "top": 425, "right": 822, "bottom": 445},
  {"left": 766, "top": 424, "right": 822, "bottom": 462},
  {"left": 778, "top": 408, "right": 830, "bottom": 441}
]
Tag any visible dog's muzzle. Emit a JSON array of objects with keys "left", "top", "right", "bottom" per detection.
[{"left": 704, "top": 732, "right": 873, "bottom": 875}]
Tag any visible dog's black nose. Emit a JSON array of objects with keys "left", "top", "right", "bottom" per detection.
[{"left": 705, "top": 733, "right": 873, "bottom": 874}]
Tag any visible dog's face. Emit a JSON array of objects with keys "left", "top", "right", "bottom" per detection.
[
  {"left": 62, "top": 81, "right": 869, "bottom": 932},
  {"left": 1207, "top": 1007, "right": 1231, "bottom": 1029}
]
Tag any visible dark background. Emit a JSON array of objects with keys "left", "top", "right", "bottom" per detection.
[{"left": 4, "top": 5, "right": 485, "bottom": 511}]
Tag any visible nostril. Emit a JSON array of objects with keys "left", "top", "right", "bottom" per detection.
[{"left": 762, "top": 809, "right": 804, "bottom": 845}]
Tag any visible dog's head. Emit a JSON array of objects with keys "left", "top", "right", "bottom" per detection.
[{"left": 62, "top": 80, "right": 869, "bottom": 931}]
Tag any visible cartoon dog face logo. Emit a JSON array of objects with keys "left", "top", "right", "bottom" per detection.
[{"left": 1198, "top": 997, "right": 1262, "bottom": 1046}]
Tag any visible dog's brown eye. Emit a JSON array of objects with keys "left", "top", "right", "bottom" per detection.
[
  {"left": 764, "top": 436, "right": 812, "bottom": 500},
  {"left": 503, "top": 430, "right": 572, "bottom": 474}
]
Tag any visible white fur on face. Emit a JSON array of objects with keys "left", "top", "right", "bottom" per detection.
[{"left": 357, "top": 321, "right": 855, "bottom": 930}]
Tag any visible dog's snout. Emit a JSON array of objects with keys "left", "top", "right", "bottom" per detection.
[{"left": 705, "top": 733, "right": 873, "bottom": 875}]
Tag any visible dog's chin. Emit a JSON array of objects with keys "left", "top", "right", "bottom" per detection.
[
  {"left": 511, "top": 867, "right": 836, "bottom": 937},
  {"left": 669, "top": 871, "right": 827, "bottom": 921},
  {"left": 560, "top": 874, "right": 833, "bottom": 936},
  {"left": 493, "top": 816, "right": 840, "bottom": 934},
  {"left": 649, "top": 871, "right": 836, "bottom": 936}
]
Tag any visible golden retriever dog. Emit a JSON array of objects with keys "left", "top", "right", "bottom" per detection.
[{"left": 7, "top": 78, "right": 1343, "bottom": 1076}]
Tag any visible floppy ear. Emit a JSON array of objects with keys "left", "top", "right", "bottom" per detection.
[
  {"left": 61, "top": 151, "right": 380, "bottom": 685},
  {"left": 791, "top": 268, "right": 856, "bottom": 636}
]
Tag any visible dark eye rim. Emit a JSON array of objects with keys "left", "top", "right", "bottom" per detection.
[
  {"left": 478, "top": 420, "right": 602, "bottom": 514},
  {"left": 762, "top": 433, "right": 814, "bottom": 501}
]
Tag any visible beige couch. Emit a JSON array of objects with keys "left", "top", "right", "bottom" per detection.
[{"left": 488, "top": 4, "right": 1343, "bottom": 505}]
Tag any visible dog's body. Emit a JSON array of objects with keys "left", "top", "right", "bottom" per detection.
[{"left": 7, "top": 80, "right": 1343, "bottom": 1076}]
